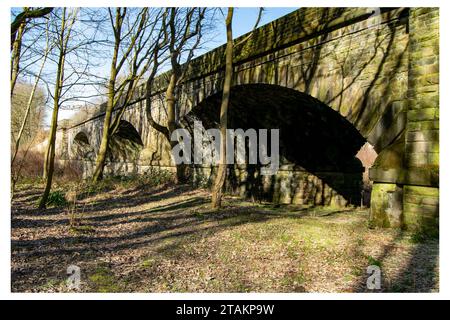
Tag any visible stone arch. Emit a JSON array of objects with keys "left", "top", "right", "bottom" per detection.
[
  {"left": 108, "top": 120, "right": 144, "bottom": 162},
  {"left": 72, "top": 131, "right": 94, "bottom": 160},
  {"left": 187, "top": 74, "right": 398, "bottom": 156},
  {"left": 184, "top": 83, "right": 370, "bottom": 206}
]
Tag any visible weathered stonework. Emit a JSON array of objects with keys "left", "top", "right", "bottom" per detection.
[
  {"left": 402, "top": 185, "right": 439, "bottom": 234},
  {"left": 369, "top": 8, "right": 439, "bottom": 233},
  {"left": 55, "top": 8, "right": 439, "bottom": 232},
  {"left": 369, "top": 183, "right": 403, "bottom": 228}
]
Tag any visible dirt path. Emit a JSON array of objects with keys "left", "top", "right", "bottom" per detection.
[{"left": 11, "top": 184, "right": 438, "bottom": 292}]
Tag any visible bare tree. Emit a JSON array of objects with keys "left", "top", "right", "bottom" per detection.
[
  {"left": 211, "top": 8, "right": 263, "bottom": 208},
  {"left": 92, "top": 7, "right": 167, "bottom": 182},
  {"left": 11, "top": 7, "right": 53, "bottom": 96},
  {"left": 11, "top": 24, "right": 51, "bottom": 199},
  {"left": 146, "top": 7, "right": 208, "bottom": 184},
  {"left": 11, "top": 20, "right": 51, "bottom": 168},
  {"left": 11, "top": 20, "right": 25, "bottom": 96},
  {"left": 38, "top": 8, "right": 79, "bottom": 208},
  {"left": 30, "top": 7, "right": 107, "bottom": 208},
  {"left": 211, "top": 8, "right": 234, "bottom": 209}
]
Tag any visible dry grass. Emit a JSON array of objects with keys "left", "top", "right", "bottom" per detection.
[
  {"left": 11, "top": 182, "right": 438, "bottom": 293},
  {"left": 12, "top": 150, "right": 83, "bottom": 185}
]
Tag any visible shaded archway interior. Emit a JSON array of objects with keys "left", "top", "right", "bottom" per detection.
[
  {"left": 185, "top": 84, "right": 367, "bottom": 206},
  {"left": 107, "top": 120, "right": 144, "bottom": 162},
  {"left": 73, "top": 131, "right": 93, "bottom": 160}
]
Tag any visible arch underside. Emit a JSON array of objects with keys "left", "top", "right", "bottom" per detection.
[
  {"left": 107, "top": 120, "right": 144, "bottom": 163},
  {"left": 186, "top": 84, "right": 367, "bottom": 206}
]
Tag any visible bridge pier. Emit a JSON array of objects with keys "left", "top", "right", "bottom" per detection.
[{"left": 369, "top": 8, "right": 439, "bottom": 234}]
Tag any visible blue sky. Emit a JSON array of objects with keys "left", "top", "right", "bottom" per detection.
[
  {"left": 53, "top": 7, "right": 299, "bottom": 122},
  {"left": 234, "top": 7, "right": 298, "bottom": 37},
  {"left": 209, "top": 8, "right": 298, "bottom": 49}
]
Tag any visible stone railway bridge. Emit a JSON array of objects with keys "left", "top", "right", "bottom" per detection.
[{"left": 55, "top": 7, "right": 439, "bottom": 231}]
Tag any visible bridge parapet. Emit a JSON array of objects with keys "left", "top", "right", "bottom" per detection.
[{"left": 61, "top": 7, "right": 408, "bottom": 131}]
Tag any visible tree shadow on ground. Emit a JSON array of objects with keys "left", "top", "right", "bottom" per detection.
[
  {"left": 349, "top": 230, "right": 438, "bottom": 292},
  {"left": 11, "top": 183, "right": 438, "bottom": 292},
  {"left": 14, "top": 184, "right": 337, "bottom": 291}
]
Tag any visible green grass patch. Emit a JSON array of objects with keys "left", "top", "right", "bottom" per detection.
[
  {"left": 367, "top": 255, "right": 382, "bottom": 268},
  {"left": 69, "top": 225, "right": 95, "bottom": 235},
  {"left": 88, "top": 265, "right": 123, "bottom": 293},
  {"left": 410, "top": 228, "right": 439, "bottom": 244},
  {"left": 45, "top": 190, "right": 67, "bottom": 207}
]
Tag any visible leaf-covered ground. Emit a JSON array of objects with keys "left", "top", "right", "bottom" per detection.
[{"left": 11, "top": 183, "right": 439, "bottom": 293}]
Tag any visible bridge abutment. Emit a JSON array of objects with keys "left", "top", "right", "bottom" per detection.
[{"left": 369, "top": 8, "right": 439, "bottom": 233}]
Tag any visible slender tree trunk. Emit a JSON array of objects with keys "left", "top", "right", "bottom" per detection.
[
  {"left": 211, "top": 8, "right": 234, "bottom": 209},
  {"left": 92, "top": 86, "right": 115, "bottom": 182},
  {"left": 11, "top": 21, "right": 25, "bottom": 97},
  {"left": 166, "top": 73, "right": 177, "bottom": 135},
  {"left": 91, "top": 9, "right": 120, "bottom": 183},
  {"left": 38, "top": 93, "right": 61, "bottom": 209},
  {"left": 11, "top": 44, "right": 48, "bottom": 167},
  {"left": 11, "top": 51, "right": 47, "bottom": 200},
  {"left": 165, "top": 72, "right": 188, "bottom": 183},
  {"left": 38, "top": 9, "right": 68, "bottom": 209}
]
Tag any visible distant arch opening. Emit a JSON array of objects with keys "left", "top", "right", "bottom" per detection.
[
  {"left": 356, "top": 142, "right": 378, "bottom": 206},
  {"left": 108, "top": 120, "right": 144, "bottom": 162},
  {"left": 184, "top": 84, "right": 368, "bottom": 206},
  {"left": 72, "top": 131, "right": 93, "bottom": 160}
]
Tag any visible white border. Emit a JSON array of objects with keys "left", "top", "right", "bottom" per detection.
[{"left": 1, "top": 0, "right": 448, "bottom": 300}]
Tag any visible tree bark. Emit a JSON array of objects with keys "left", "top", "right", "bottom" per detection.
[
  {"left": 92, "top": 22, "right": 120, "bottom": 182},
  {"left": 146, "top": 8, "right": 206, "bottom": 185},
  {"left": 92, "top": 88, "right": 115, "bottom": 182},
  {"left": 92, "top": 8, "right": 155, "bottom": 182},
  {"left": 166, "top": 72, "right": 189, "bottom": 184},
  {"left": 211, "top": 8, "right": 234, "bottom": 209},
  {"left": 39, "top": 85, "right": 61, "bottom": 208},
  {"left": 11, "top": 21, "right": 25, "bottom": 97}
]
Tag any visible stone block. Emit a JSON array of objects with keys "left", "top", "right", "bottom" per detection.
[
  {"left": 369, "top": 183, "right": 403, "bottom": 228},
  {"left": 402, "top": 185, "right": 439, "bottom": 233},
  {"left": 407, "top": 108, "right": 439, "bottom": 122},
  {"left": 405, "top": 141, "right": 439, "bottom": 154},
  {"left": 407, "top": 120, "right": 439, "bottom": 131},
  {"left": 406, "top": 129, "right": 439, "bottom": 142}
]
